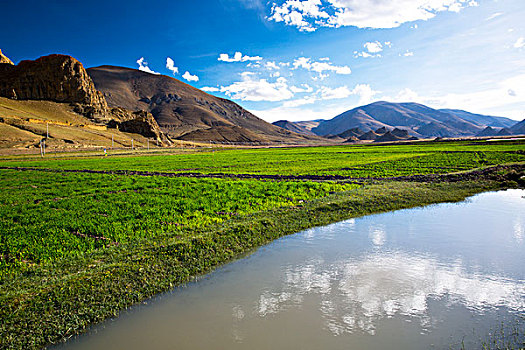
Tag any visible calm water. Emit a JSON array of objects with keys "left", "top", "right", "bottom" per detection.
[{"left": 57, "top": 190, "right": 525, "bottom": 349}]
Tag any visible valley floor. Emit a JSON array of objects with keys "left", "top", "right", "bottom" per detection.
[{"left": 0, "top": 140, "right": 524, "bottom": 349}]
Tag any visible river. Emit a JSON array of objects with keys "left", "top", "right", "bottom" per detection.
[{"left": 57, "top": 189, "right": 525, "bottom": 349}]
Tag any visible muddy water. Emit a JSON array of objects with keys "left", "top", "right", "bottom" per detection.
[{"left": 57, "top": 190, "right": 525, "bottom": 349}]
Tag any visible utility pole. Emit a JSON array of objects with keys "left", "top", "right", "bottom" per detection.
[
  {"left": 46, "top": 122, "right": 49, "bottom": 139},
  {"left": 43, "top": 139, "right": 46, "bottom": 155},
  {"left": 40, "top": 140, "right": 43, "bottom": 157},
  {"left": 131, "top": 139, "right": 134, "bottom": 150},
  {"left": 147, "top": 139, "right": 150, "bottom": 150}
]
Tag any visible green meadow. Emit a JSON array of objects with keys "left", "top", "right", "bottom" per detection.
[{"left": 1, "top": 139, "right": 524, "bottom": 349}]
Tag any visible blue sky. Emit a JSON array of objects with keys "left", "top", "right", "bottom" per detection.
[{"left": 1, "top": 0, "right": 524, "bottom": 122}]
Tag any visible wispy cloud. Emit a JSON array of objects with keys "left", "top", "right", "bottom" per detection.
[
  {"left": 486, "top": 12, "right": 503, "bottom": 21},
  {"left": 513, "top": 37, "right": 525, "bottom": 49},
  {"left": 218, "top": 52, "right": 263, "bottom": 62},
  {"left": 136, "top": 57, "right": 160, "bottom": 75}
]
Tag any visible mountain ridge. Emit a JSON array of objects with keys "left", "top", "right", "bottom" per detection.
[{"left": 312, "top": 101, "right": 487, "bottom": 137}]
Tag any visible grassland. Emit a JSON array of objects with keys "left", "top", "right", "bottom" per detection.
[
  {"left": 1, "top": 139, "right": 524, "bottom": 349},
  {"left": 1, "top": 140, "right": 523, "bottom": 178}
]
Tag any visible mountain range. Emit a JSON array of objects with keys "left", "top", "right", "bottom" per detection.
[
  {"left": 0, "top": 49, "right": 523, "bottom": 150},
  {"left": 273, "top": 101, "right": 523, "bottom": 139}
]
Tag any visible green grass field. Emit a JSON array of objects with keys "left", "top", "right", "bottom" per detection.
[
  {"left": 0, "top": 170, "right": 355, "bottom": 277},
  {"left": 1, "top": 139, "right": 524, "bottom": 349},
  {"left": 1, "top": 140, "right": 524, "bottom": 177}
]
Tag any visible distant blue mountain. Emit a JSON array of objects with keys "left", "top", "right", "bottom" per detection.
[{"left": 299, "top": 101, "right": 523, "bottom": 138}]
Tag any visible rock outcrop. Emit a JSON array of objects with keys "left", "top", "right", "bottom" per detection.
[
  {"left": 108, "top": 108, "right": 170, "bottom": 143},
  {"left": 0, "top": 49, "right": 13, "bottom": 65},
  {"left": 0, "top": 54, "right": 108, "bottom": 119}
]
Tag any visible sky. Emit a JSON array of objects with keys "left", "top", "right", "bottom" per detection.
[{"left": 1, "top": 0, "right": 524, "bottom": 122}]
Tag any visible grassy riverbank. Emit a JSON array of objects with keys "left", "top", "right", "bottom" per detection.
[{"left": 1, "top": 141, "right": 524, "bottom": 349}]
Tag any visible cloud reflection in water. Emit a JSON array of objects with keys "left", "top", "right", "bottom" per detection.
[{"left": 255, "top": 252, "right": 525, "bottom": 336}]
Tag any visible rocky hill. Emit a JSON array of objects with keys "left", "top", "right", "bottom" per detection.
[
  {"left": 0, "top": 54, "right": 108, "bottom": 119},
  {"left": 0, "top": 52, "right": 169, "bottom": 145},
  {"left": 87, "top": 66, "right": 318, "bottom": 144}
]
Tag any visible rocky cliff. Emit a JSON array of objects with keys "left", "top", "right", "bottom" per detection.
[
  {"left": 109, "top": 108, "right": 169, "bottom": 143},
  {"left": 0, "top": 54, "right": 108, "bottom": 118}
]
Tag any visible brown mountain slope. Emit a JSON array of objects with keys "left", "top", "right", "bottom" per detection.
[
  {"left": 0, "top": 97, "right": 159, "bottom": 150},
  {"left": 87, "top": 66, "right": 318, "bottom": 144}
]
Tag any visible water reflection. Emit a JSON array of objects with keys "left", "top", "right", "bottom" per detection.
[
  {"left": 254, "top": 252, "right": 525, "bottom": 336},
  {"left": 369, "top": 225, "right": 386, "bottom": 246},
  {"left": 514, "top": 216, "right": 524, "bottom": 244}
]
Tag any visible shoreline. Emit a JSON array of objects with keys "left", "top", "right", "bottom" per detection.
[{"left": 1, "top": 166, "right": 523, "bottom": 349}]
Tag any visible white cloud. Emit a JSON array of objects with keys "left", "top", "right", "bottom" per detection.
[
  {"left": 282, "top": 95, "right": 317, "bottom": 107},
  {"left": 269, "top": 0, "right": 479, "bottom": 30},
  {"left": 364, "top": 41, "right": 383, "bottom": 53},
  {"left": 201, "top": 86, "right": 220, "bottom": 92},
  {"left": 219, "top": 72, "right": 294, "bottom": 101},
  {"left": 355, "top": 41, "right": 391, "bottom": 58},
  {"left": 402, "top": 50, "right": 414, "bottom": 57},
  {"left": 319, "top": 86, "right": 352, "bottom": 100},
  {"left": 218, "top": 52, "right": 263, "bottom": 62},
  {"left": 513, "top": 37, "right": 525, "bottom": 49},
  {"left": 269, "top": 0, "right": 328, "bottom": 32},
  {"left": 293, "top": 57, "right": 351, "bottom": 77},
  {"left": 182, "top": 71, "right": 199, "bottom": 82},
  {"left": 265, "top": 61, "right": 280, "bottom": 70},
  {"left": 290, "top": 84, "right": 314, "bottom": 93},
  {"left": 351, "top": 84, "right": 380, "bottom": 105},
  {"left": 166, "top": 57, "right": 179, "bottom": 75},
  {"left": 136, "top": 57, "right": 160, "bottom": 75}
]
